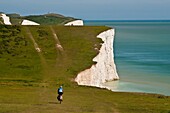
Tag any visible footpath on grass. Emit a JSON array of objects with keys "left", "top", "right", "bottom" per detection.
[{"left": 50, "top": 26, "right": 64, "bottom": 52}]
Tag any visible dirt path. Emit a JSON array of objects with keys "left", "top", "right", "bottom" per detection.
[
  {"left": 25, "top": 27, "right": 55, "bottom": 81},
  {"left": 24, "top": 27, "right": 52, "bottom": 103},
  {"left": 50, "top": 26, "right": 69, "bottom": 67},
  {"left": 50, "top": 26, "right": 64, "bottom": 52},
  {"left": 24, "top": 27, "right": 48, "bottom": 71},
  {"left": 25, "top": 27, "right": 41, "bottom": 53}
]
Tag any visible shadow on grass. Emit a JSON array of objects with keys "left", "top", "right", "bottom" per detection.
[{"left": 48, "top": 102, "right": 60, "bottom": 104}]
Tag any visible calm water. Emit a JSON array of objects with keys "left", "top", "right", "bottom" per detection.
[{"left": 85, "top": 21, "right": 170, "bottom": 95}]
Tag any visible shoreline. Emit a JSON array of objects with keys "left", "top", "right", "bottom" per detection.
[
  {"left": 103, "top": 80, "right": 170, "bottom": 96},
  {"left": 83, "top": 21, "right": 170, "bottom": 96}
]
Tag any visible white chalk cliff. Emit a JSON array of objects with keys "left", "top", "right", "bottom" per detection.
[
  {"left": 21, "top": 20, "right": 40, "bottom": 25},
  {"left": 65, "top": 20, "right": 84, "bottom": 26},
  {"left": 0, "top": 14, "right": 12, "bottom": 25},
  {"left": 75, "top": 29, "right": 119, "bottom": 87},
  {"left": 0, "top": 13, "right": 40, "bottom": 25}
]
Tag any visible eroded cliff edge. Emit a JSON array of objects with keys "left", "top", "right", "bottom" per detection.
[{"left": 75, "top": 29, "right": 119, "bottom": 88}]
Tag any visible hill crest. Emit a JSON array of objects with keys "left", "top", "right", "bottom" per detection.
[{"left": 0, "top": 12, "right": 77, "bottom": 25}]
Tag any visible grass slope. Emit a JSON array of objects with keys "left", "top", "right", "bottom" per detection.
[{"left": 0, "top": 25, "right": 170, "bottom": 113}]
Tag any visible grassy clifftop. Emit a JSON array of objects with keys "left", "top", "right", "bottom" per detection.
[
  {"left": 0, "top": 13, "right": 76, "bottom": 25},
  {"left": 0, "top": 25, "right": 106, "bottom": 86},
  {"left": 0, "top": 25, "right": 170, "bottom": 113}
]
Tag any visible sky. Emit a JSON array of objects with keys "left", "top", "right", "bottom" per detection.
[{"left": 0, "top": 0, "right": 170, "bottom": 20}]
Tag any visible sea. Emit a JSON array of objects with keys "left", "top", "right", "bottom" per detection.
[{"left": 85, "top": 20, "right": 170, "bottom": 96}]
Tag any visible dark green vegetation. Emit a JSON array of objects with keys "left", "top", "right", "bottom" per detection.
[
  {"left": 1, "top": 13, "right": 76, "bottom": 25},
  {"left": 23, "top": 13, "right": 76, "bottom": 25},
  {"left": 0, "top": 25, "right": 170, "bottom": 113}
]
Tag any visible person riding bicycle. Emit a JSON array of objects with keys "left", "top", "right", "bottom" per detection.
[{"left": 57, "top": 86, "right": 63, "bottom": 103}]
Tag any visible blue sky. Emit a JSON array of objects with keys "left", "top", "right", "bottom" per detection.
[{"left": 0, "top": 0, "right": 170, "bottom": 20}]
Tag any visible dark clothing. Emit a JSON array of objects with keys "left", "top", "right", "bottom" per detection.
[
  {"left": 58, "top": 92, "right": 63, "bottom": 95},
  {"left": 57, "top": 95, "right": 62, "bottom": 101}
]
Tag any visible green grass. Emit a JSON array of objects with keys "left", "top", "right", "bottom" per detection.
[
  {"left": 6, "top": 13, "right": 23, "bottom": 25},
  {"left": 0, "top": 25, "right": 42, "bottom": 82},
  {"left": 6, "top": 13, "right": 76, "bottom": 25},
  {"left": 10, "top": 18, "right": 23, "bottom": 25},
  {"left": 0, "top": 25, "right": 170, "bottom": 113},
  {"left": 24, "top": 15, "right": 75, "bottom": 25}
]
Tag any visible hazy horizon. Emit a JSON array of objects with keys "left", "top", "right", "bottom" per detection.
[{"left": 1, "top": 0, "right": 170, "bottom": 20}]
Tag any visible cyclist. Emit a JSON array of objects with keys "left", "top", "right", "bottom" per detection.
[{"left": 57, "top": 86, "right": 63, "bottom": 103}]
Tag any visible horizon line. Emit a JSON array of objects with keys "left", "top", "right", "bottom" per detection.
[{"left": 84, "top": 20, "right": 170, "bottom": 22}]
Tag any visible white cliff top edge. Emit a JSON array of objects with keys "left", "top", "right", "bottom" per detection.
[
  {"left": 21, "top": 20, "right": 40, "bottom": 25},
  {"left": 65, "top": 20, "right": 84, "bottom": 26},
  {"left": 0, "top": 14, "right": 12, "bottom": 25}
]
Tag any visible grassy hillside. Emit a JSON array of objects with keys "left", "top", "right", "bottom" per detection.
[
  {"left": 0, "top": 25, "right": 170, "bottom": 113},
  {"left": 24, "top": 13, "right": 76, "bottom": 25},
  {"left": 6, "top": 13, "right": 76, "bottom": 25},
  {"left": 0, "top": 25, "right": 105, "bottom": 85}
]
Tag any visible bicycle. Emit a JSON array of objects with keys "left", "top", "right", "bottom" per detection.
[{"left": 57, "top": 94, "right": 63, "bottom": 104}]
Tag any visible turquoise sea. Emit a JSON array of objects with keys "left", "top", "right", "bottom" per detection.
[{"left": 85, "top": 21, "right": 170, "bottom": 96}]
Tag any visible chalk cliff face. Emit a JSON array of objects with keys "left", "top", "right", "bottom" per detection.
[
  {"left": 0, "top": 14, "right": 12, "bottom": 25},
  {"left": 0, "top": 13, "right": 40, "bottom": 25},
  {"left": 21, "top": 20, "right": 40, "bottom": 25},
  {"left": 65, "top": 20, "right": 84, "bottom": 26},
  {"left": 75, "top": 29, "right": 119, "bottom": 87}
]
